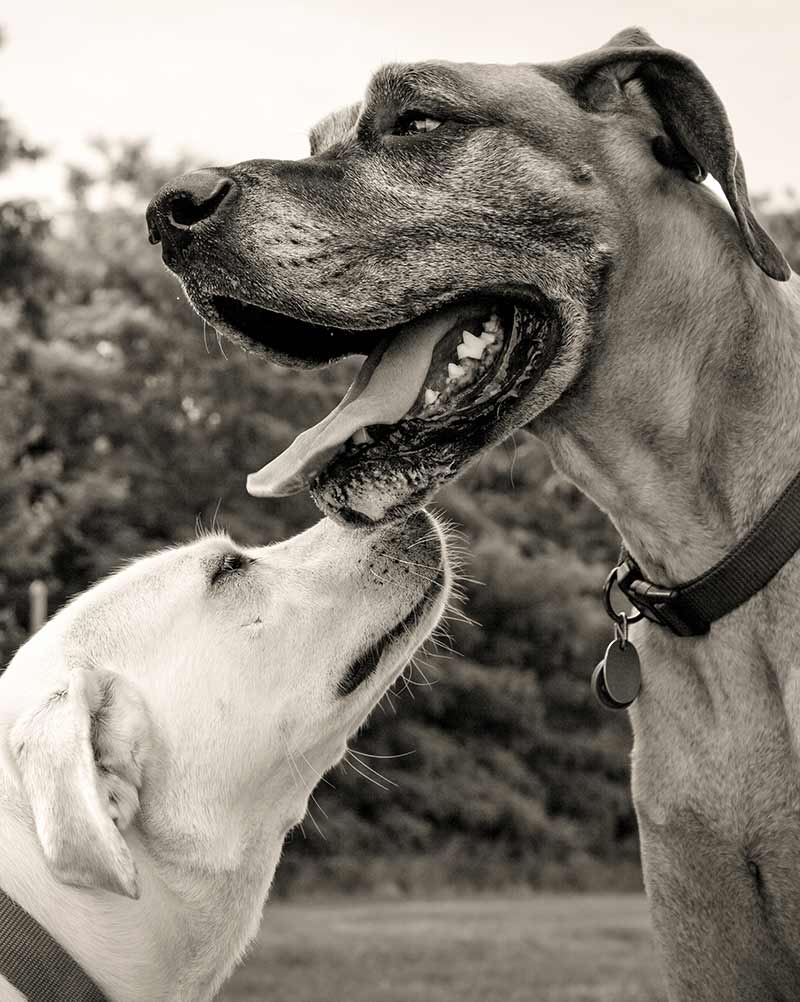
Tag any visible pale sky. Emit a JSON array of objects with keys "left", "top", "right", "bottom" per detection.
[{"left": 0, "top": 0, "right": 797, "bottom": 205}]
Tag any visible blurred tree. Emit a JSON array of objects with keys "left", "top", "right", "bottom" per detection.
[
  {"left": 0, "top": 29, "right": 57, "bottom": 655},
  {"left": 765, "top": 210, "right": 800, "bottom": 273}
]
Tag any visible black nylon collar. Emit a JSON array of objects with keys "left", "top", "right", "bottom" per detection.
[
  {"left": 612, "top": 468, "right": 800, "bottom": 637},
  {"left": 0, "top": 888, "right": 109, "bottom": 1002}
]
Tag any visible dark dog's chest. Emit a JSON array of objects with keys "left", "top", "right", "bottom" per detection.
[
  {"left": 636, "top": 798, "right": 800, "bottom": 1002},
  {"left": 630, "top": 637, "right": 800, "bottom": 1001}
]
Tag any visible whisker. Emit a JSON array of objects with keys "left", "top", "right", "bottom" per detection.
[
  {"left": 348, "top": 751, "right": 398, "bottom": 788},
  {"left": 443, "top": 608, "right": 480, "bottom": 628},
  {"left": 211, "top": 497, "right": 224, "bottom": 535},
  {"left": 298, "top": 747, "right": 336, "bottom": 790},
  {"left": 391, "top": 565, "right": 441, "bottom": 586},
  {"left": 389, "top": 555, "right": 442, "bottom": 573},
  {"left": 283, "top": 741, "right": 328, "bottom": 839},
  {"left": 345, "top": 754, "right": 391, "bottom": 792},
  {"left": 415, "top": 648, "right": 451, "bottom": 661},
  {"left": 395, "top": 670, "right": 415, "bottom": 700},
  {"left": 427, "top": 636, "right": 460, "bottom": 657},
  {"left": 508, "top": 430, "right": 519, "bottom": 489},
  {"left": 378, "top": 684, "right": 398, "bottom": 714},
  {"left": 407, "top": 658, "right": 436, "bottom": 688}
]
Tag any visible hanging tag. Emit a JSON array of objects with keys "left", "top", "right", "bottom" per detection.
[
  {"left": 592, "top": 638, "right": 642, "bottom": 710},
  {"left": 595, "top": 563, "right": 643, "bottom": 710}
]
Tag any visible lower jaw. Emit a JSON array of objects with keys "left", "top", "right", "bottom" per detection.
[{"left": 313, "top": 460, "right": 435, "bottom": 525}]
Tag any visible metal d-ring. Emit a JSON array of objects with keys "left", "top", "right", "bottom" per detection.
[{"left": 602, "top": 565, "right": 645, "bottom": 639}]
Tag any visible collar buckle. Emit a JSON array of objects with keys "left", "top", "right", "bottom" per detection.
[{"left": 614, "top": 559, "right": 710, "bottom": 637}]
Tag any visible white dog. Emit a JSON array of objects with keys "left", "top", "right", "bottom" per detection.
[{"left": 0, "top": 511, "right": 450, "bottom": 1002}]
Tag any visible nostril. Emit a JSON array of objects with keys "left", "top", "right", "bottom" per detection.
[
  {"left": 167, "top": 178, "right": 233, "bottom": 230},
  {"left": 147, "top": 216, "right": 161, "bottom": 246}
]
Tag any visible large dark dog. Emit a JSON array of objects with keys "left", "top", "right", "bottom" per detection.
[
  {"left": 147, "top": 27, "right": 800, "bottom": 1002},
  {"left": 146, "top": 27, "right": 786, "bottom": 527}
]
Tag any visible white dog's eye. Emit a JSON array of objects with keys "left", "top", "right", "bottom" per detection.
[
  {"left": 209, "top": 551, "right": 252, "bottom": 586},
  {"left": 394, "top": 113, "right": 443, "bottom": 136}
]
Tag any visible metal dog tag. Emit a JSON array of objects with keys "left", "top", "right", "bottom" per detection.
[{"left": 592, "top": 638, "right": 642, "bottom": 710}]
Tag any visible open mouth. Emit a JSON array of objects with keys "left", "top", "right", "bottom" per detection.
[
  {"left": 212, "top": 292, "right": 558, "bottom": 505},
  {"left": 336, "top": 560, "right": 446, "bottom": 698},
  {"left": 211, "top": 295, "right": 379, "bottom": 367}
]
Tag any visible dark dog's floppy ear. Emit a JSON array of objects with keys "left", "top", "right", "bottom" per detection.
[
  {"left": 10, "top": 666, "right": 151, "bottom": 899},
  {"left": 541, "top": 26, "right": 790, "bottom": 281}
]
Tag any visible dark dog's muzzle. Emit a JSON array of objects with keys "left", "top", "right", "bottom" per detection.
[{"left": 146, "top": 168, "right": 236, "bottom": 259}]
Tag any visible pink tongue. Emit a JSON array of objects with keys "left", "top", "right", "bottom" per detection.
[{"left": 247, "top": 309, "right": 461, "bottom": 498}]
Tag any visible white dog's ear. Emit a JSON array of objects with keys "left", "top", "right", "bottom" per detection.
[{"left": 9, "top": 666, "right": 151, "bottom": 899}]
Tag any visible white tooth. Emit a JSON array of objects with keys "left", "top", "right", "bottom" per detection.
[
  {"left": 463, "top": 331, "right": 487, "bottom": 358},
  {"left": 458, "top": 340, "right": 485, "bottom": 361},
  {"left": 448, "top": 362, "right": 466, "bottom": 380},
  {"left": 352, "top": 427, "right": 373, "bottom": 445},
  {"left": 479, "top": 331, "right": 496, "bottom": 344},
  {"left": 483, "top": 315, "right": 502, "bottom": 334},
  {"left": 424, "top": 388, "right": 440, "bottom": 405}
]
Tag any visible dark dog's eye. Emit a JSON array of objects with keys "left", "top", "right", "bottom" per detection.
[
  {"left": 209, "top": 551, "right": 252, "bottom": 586},
  {"left": 393, "top": 112, "right": 443, "bottom": 136}
]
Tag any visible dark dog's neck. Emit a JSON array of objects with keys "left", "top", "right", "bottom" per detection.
[
  {"left": 539, "top": 194, "right": 800, "bottom": 588},
  {"left": 536, "top": 191, "right": 800, "bottom": 1001}
]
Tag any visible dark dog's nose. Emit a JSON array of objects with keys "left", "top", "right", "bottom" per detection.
[{"left": 146, "top": 169, "right": 236, "bottom": 249}]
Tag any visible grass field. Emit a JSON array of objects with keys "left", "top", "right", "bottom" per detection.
[{"left": 218, "top": 894, "right": 666, "bottom": 1002}]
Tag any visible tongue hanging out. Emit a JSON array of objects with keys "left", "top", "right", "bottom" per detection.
[{"left": 246, "top": 303, "right": 504, "bottom": 498}]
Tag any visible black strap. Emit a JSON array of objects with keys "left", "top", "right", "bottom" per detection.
[
  {"left": 0, "top": 888, "right": 109, "bottom": 1002},
  {"left": 614, "top": 468, "right": 800, "bottom": 637}
]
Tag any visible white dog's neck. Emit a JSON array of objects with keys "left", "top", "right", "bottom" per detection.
[{"left": 0, "top": 771, "right": 298, "bottom": 1002}]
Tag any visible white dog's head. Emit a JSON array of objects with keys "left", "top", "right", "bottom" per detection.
[{"left": 0, "top": 511, "right": 449, "bottom": 903}]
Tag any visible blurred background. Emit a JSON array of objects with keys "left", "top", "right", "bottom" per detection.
[{"left": 1, "top": 2, "right": 797, "bottom": 999}]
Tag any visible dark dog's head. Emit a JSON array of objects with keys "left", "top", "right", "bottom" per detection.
[{"left": 146, "top": 27, "right": 788, "bottom": 525}]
